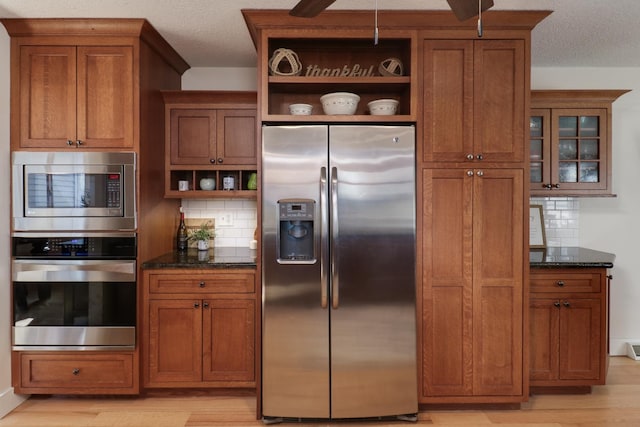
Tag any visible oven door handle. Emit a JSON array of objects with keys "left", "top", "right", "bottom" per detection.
[{"left": 12, "top": 260, "right": 136, "bottom": 282}]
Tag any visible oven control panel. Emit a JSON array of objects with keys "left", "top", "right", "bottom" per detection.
[{"left": 12, "top": 235, "right": 136, "bottom": 259}]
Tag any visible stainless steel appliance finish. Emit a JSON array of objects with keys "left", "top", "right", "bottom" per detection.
[
  {"left": 262, "top": 125, "right": 417, "bottom": 421},
  {"left": 12, "top": 151, "right": 136, "bottom": 231},
  {"left": 12, "top": 233, "right": 137, "bottom": 350}
]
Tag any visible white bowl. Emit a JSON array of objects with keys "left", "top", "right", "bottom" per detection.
[
  {"left": 368, "top": 99, "right": 399, "bottom": 116},
  {"left": 320, "top": 92, "right": 360, "bottom": 115},
  {"left": 289, "top": 103, "right": 313, "bottom": 115}
]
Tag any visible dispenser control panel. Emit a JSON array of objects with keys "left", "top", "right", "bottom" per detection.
[
  {"left": 279, "top": 200, "right": 314, "bottom": 221},
  {"left": 277, "top": 199, "right": 316, "bottom": 264}
]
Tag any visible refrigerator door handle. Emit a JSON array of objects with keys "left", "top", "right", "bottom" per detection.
[
  {"left": 320, "top": 167, "right": 328, "bottom": 309},
  {"left": 330, "top": 166, "right": 339, "bottom": 309}
]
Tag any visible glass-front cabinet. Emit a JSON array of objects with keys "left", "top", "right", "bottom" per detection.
[{"left": 530, "top": 90, "right": 629, "bottom": 197}]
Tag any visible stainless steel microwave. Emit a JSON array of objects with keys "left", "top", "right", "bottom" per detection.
[{"left": 12, "top": 152, "right": 136, "bottom": 231}]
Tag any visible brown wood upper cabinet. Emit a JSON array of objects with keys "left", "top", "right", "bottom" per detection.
[
  {"left": 17, "top": 45, "right": 134, "bottom": 149},
  {"left": 530, "top": 90, "right": 629, "bottom": 196},
  {"left": 422, "top": 39, "right": 525, "bottom": 164},
  {"left": 163, "top": 91, "right": 257, "bottom": 197}
]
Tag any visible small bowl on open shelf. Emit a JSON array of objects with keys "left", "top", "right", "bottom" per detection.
[
  {"left": 368, "top": 99, "right": 399, "bottom": 116},
  {"left": 289, "top": 103, "right": 313, "bottom": 115}
]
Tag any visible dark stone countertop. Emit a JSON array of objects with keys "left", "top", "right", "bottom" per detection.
[
  {"left": 142, "top": 247, "right": 257, "bottom": 269},
  {"left": 530, "top": 246, "right": 615, "bottom": 269}
]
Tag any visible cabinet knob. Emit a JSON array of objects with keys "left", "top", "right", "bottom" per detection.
[
  {"left": 199, "top": 281, "right": 205, "bottom": 288},
  {"left": 466, "top": 170, "right": 474, "bottom": 177},
  {"left": 72, "top": 368, "right": 80, "bottom": 375},
  {"left": 476, "top": 154, "right": 484, "bottom": 160},
  {"left": 553, "top": 301, "right": 561, "bottom": 308},
  {"left": 194, "top": 302, "right": 200, "bottom": 308},
  {"left": 476, "top": 170, "right": 484, "bottom": 177},
  {"left": 543, "top": 184, "right": 552, "bottom": 189},
  {"left": 466, "top": 154, "right": 474, "bottom": 161},
  {"left": 556, "top": 280, "right": 565, "bottom": 287},
  {"left": 76, "top": 140, "right": 83, "bottom": 146},
  {"left": 67, "top": 140, "right": 74, "bottom": 146},
  {"left": 209, "top": 159, "right": 216, "bottom": 164},
  {"left": 563, "top": 301, "right": 571, "bottom": 307},
  {"left": 203, "top": 302, "right": 209, "bottom": 308},
  {"left": 217, "top": 158, "right": 224, "bottom": 164},
  {"left": 552, "top": 183, "right": 560, "bottom": 189}
]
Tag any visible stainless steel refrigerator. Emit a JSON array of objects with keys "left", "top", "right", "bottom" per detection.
[{"left": 261, "top": 125, "right": 417, "bottom": 422}]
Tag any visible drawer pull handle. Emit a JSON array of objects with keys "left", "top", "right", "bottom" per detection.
[
  {"left": 563, "top": 301, "right": 571, "bottom": 307},
  {"left": 553, "top": 301, "right": 561, "bottom": 308},
  {"left": 72, "top": 368, "right": 80, "bottom": 375},
  {"left": 556, "top": 280, "right": 565, "bottom": 287},
  {"left": 199, "top": 281, "right": 206, "bottom": 288}
]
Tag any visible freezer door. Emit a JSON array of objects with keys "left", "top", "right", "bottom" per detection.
[
  {"left": 261, "top": 125, "right": 331, "bottom": 419},
  {"left": 329, "top": 125, "right": 418, "bottom": 418}
]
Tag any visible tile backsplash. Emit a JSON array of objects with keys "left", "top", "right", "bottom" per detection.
[
  {"left": 181, "top": 197, "right": 578, "bottom": 249},
  {"left": 530, "top": 197, "right": 580, "bottom": 247},
  {"left": 181, "top": 199, "right": 257, "bottom": 248}
]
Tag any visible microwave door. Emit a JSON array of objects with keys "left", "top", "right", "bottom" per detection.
[{"left": 23, "top": 165, "right": 124, "bottom": 218}]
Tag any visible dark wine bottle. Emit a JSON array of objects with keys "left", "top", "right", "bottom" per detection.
[{"left": 176, "top": 207, "right": 188, "bottom": 252}]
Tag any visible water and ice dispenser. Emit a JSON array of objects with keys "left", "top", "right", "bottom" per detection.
[{"left": 277, "top": 199, "right": 316, "bottom": 263}]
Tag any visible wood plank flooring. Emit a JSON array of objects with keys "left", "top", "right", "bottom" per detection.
[{"left": 2, "top": 356, "right": 640, "bottom": 426}]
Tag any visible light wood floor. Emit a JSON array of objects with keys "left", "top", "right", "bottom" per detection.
[{"left": 2, "top": 356, "right": 640, "bottom": 426}]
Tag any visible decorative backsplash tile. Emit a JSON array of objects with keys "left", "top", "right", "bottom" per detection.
[
  {"left": 530, "top": 197, "right": 580, "bottom": 247},
  {"left": 181, "top": 199, "right": 257, "bottom": 248}
]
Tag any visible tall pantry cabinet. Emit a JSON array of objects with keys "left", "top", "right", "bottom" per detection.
[{"left": 418, "top": 13, "right": 548, "bottom": 404}]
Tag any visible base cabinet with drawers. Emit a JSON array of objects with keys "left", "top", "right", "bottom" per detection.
[
  {"left": 529, "top": 268, "right": 610, "bottom": 392},
  {"left": 13, "top": 352, "right": 136, "bottom": 395},
  {"left": 142, "top": 268, "right": 256, "bottom": 389}
]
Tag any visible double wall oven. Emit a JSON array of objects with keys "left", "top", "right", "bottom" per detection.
[{"left": 11, "top": 152, "right": 137, "bottom": 350}]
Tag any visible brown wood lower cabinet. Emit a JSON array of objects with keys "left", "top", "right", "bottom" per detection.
[
  {"left": 142, "top": 268, "right": 256, "bottom": 389},
  {"left": 529, "top": 268, "right": 609, "bottom": 392},
  {"left": 13, "top": 352, "right": 136, "bottom": 394}
]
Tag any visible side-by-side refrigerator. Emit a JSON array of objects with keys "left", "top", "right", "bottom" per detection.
[{"left": 261, "top": 125, "right": 417, "bottom": 421}]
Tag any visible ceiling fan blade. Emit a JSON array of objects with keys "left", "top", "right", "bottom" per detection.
[
  {"left": 446, "top": 0, "right": 494, "bottom": 21},
  {"left": 290, "top": 0, "right": 337, "bottom": 17}
]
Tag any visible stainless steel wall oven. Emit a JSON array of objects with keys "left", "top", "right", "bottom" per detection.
[{"left": 12, "top": 233, "right": 137, "bottom": 350}]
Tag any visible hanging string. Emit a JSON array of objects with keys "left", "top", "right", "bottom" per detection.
[
  {"left": 477, "top": 0, "right": 483, "bottom": 37},
  {"left": 374, "top": 0, "right": 379, "bottom": 45}
]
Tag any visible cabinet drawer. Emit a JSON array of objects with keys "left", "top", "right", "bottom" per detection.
[
  {"left": 149, "top": 271, "right": 255, "bottom": 294},
  {"left": 530, "top": 271, "right": 601, "bottom": 293},
  {"left": 19, "top": 353, "right": 133, "bottom": 390}
]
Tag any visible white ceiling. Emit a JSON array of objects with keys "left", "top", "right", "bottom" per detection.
[{"left": 1, "top": 0, "right": 639, "bottom": 70}]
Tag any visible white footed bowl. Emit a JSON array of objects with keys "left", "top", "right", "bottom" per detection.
[
  {"left": 289, "top": 103, "right": 313, "bottom": 115},
  {"left": 320, "top": 92, "right": 360, "bottom": 115},
  {"left": 368, "top": 99, "right": 399, "bottom": 116}
]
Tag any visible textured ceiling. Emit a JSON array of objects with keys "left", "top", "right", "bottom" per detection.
[{"left": 1, "top": 0, "right": 639, "bottom": 69}]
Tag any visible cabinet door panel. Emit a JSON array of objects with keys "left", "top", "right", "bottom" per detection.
[
  {"left": 217, "top": 109, "right": 257, "bottom": 165},
  {"left": 530, "top": 299, "right": 560, "bottom": 381},
  {"left": 550, "top": 109, "right": 608, "bottom": 192},
  {"left": 474, "top": 40, "right": 525, "bottom": 163},
  {"left": 202, "top": 299, "right": 255, "bottom": 382},
  {"left": 421, "top": 169, "right": 473, "bottom": 397},
  {"left": 559, "top": 298, "right": 601, "bottom": 380},
  {"left": 473, "top": 169, "right": 524, "bottom": 395},
  {"left": 76, "top": 46, "right": 134, "bottom": 148},
  {"left": 19, "top": 46, "right": 77, "bottom": 147},
  {"left": 422, "top": 40, "right": 473, "bottom": 162},
  {"left": 170, "top": 109, "right": 217, "bottom": 165},
  {"left": 148, "top": 300, "right": 202, "bottom": 384}
]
